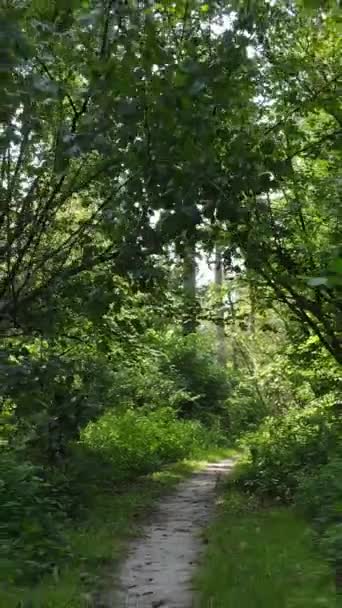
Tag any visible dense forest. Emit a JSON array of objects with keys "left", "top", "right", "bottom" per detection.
[{"left": 0, "top": 0, "right": 341, "bottom": 606}]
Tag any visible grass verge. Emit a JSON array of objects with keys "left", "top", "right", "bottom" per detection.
[
  {"left": 196, "top": 488, "right": 341, "bottom": 608},
  {"left": 0, "top": 447, "right": 234, "bottom": 608}
]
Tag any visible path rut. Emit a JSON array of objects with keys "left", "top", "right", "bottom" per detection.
[{"left": 110, "top": 459, "right": 235, "bottom": 607}]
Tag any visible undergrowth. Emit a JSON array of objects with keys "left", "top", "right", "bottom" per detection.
[
  {"left": 0, "top": 449, "right": 234, "bottom": 608},
  {"left": 80, "top": 406, "right": 213, "bottom": 479},
  {"left": 236, "top": 395, "right": 342, "bottom": 592},
  {"left": 238, "top": 397, "right": 340, "bottom": 501},
  {"left": 197, "top": 489, "right": 340, "bottom": 608}
]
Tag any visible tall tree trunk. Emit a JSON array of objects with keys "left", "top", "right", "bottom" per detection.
[
  {"left": 182, "top": 240, "right": 197, "bottom": 334},
  {"left": 227, "top": 290, "right": 238, "bottom": 369},
  {"left": 215, "top": 245, "right": 227, "bottom": 365},
  {"left": 249, "top": 280, "right": 256, "bottom": 335}
]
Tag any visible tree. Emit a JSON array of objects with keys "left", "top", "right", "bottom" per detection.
[{"left": 214, "top": 244, "right": 227, "bottom": 365}]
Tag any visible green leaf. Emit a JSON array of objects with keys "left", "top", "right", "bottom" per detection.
[
  {"left": 308, "top": 277, "right": 328, "bottom": 287},
  {"left": 328, "top": 257, "right": 342, "bottom": 275},
  {"left": 190, "top": 80, "right": 206, "bottom": 96}
]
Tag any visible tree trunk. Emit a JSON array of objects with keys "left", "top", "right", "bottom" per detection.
[
  {"left": 249, "top": 280, "right": 256, "bottom": 335},
  {"left": 215, "top": 245, "right": 227, "bottom": 365},
  {"left": 182, "top": 241, "right": 197, "bottom": 334}
]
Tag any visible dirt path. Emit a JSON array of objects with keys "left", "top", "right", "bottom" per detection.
[{"left": 110, "top": 459, "right": 235, "bottom": 607}]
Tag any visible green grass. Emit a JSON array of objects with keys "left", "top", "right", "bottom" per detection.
[
  {"left": 0, "top": 447, "right": 235, "bottom": 608},
  {"left": 196, "top": 489, "right": 341, "bottom": 608}
]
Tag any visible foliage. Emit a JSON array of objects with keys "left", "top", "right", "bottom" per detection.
[
  {"left": 322, "top": 524, "right": 342, "bottom": 574},
  {"left": 216, "top": 294, "right": 341, "bottom": 437},
  {"left": 0, "top": 405, "right": 223, "bottom": 587},
  {"left": 0, "top": 448, "right": 236, "bottom": 608},
  {"left": 224, "top": 371, "right": 268, "bottom": 436},
  {"left": 296, "top": 456, "right": 342, "bottom": 572},
  {"left": 238, "top": 398, "right": 339, "bottom": 501},
  {"left": 0, "top": 0, "right": 341, "bottom": 600},
  {"left": 197, "top": 489, "right": 338, "bottom": 608},
  {"left": 80, "top": 407, "right": 209, "bottom": 480},
  {"left": 158, "top": 331, "right": 232, "bottom": 421},
  {"left": 1, "top": 0, "right": 340, "bottom": 361},
  {"left": 296, "top": 456, "right": 342, "bottom": 530},
  {"left": 0, "top": 451, "right": 68, "bottom": 583},
  {"left": 237, "top": 396, "right": 342, "bottom": 588}
]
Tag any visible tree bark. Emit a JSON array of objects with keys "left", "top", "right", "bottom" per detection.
[
  {"left": 215, "top": 245, "right": 227, "bottom": 365},
  {"left": 182, "top": 240, "right": 197, "bottom": 334}
]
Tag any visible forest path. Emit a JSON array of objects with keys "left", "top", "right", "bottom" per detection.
[{"left": 108, "top": 459, "right": 235, "bottom": 607}]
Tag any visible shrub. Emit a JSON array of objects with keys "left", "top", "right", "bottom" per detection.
[
  {"left": 0, "top": 451, "right": 68, "bottom": 583},
  {"left": 295, "top": 456, "right": 342, "bottom": 578},
  {"left": 109, "top": 355, "right": 191, "bottom": 412},
  {"left": 295, "top": 456, "right": 342, "bottom": 529},
  {"left": 160, "top": 332, "right": 231, "bottom": 421},
  {"left": 224, "top": 369, "right": 269, "bottom": 437},
  {"left": 321, "top": 524, "right": 342, "bottom": 574},
  {"left": 80, "top": 407, "right": 207, "bottom": 481},
  {"left": 238, "top": 399, "right": 339, "bottom": 501}
]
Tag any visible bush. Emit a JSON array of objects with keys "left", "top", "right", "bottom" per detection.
[
  {"left": 109, "top": 355, "right": 191, "bottom": 412},
  {"left": 295, "top": 456, "right": 342, "bottom": 574},
  {"left": 235, "top": 396, "right": 342, "bottom": 587},
  {"left": 80, "top": 407, "right": 208, "bottom": 481},
  {"left": 295, "top": 456, "right": 342, "bottom": 528},
  {"left": 160, "top": 332, "right": 231, "bottom": 421},
  {"left": 0, "top": 451, "right": 68, "bottom": 583},
  {"left": 321, "top": 524, "right": 342, "bottom": 573},
  {"left": 238, "top": 399, "right": 339, "bottom": 501},
  {"left": 224, "top": 369, "right": 269, "bottom": 437}
]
